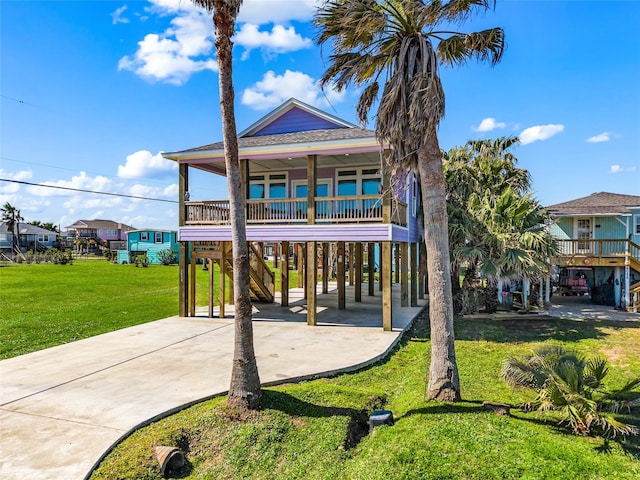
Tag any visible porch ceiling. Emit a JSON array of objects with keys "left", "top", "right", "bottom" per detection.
[{"left": 187, "top": 151, "right": 382, "bottom": 176}]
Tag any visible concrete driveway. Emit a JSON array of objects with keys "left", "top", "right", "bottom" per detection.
[
  {"left": 546, "top": 295, "right": 639, "bottom": 322},
  {"left": 0, "top": 284, "right": 426, "bottom": 479}
]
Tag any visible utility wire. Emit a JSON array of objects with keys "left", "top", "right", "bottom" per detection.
[{"left": 0, "top": 178, "right": 178, "bottom": 204}]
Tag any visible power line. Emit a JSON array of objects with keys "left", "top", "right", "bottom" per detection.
[
  {"left": 0, "top": 178, "right": 178, "bottom": 204},
  {"left": 0, "top": 155, "right": 174, "bottom": 188}
]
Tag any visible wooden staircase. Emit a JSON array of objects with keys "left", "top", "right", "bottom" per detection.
[{"left": 217, "top": 242, "right": 275, "bottom": 303}]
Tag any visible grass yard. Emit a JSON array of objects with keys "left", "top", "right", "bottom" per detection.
[
  {"left": 90, "top": 313, "right": 640, "bottom": 480},
  {"left": 0, "top": 260, "right": 299, "bottom": 359}
]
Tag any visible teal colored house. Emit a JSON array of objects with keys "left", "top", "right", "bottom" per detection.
[
  {"left": 547, "top": 192, "right": 640, "bottom": 311},
  {"left": 118, "top": 230, "right": 179, "bottom": 265}
]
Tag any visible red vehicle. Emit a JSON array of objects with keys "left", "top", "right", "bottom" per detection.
[{"left": 558, "top": 267, "right": 591, "bottom": 296}]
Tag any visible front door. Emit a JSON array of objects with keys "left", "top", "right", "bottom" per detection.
[{"left": 576, "top": 218, "right": 593, "bottom": 253}]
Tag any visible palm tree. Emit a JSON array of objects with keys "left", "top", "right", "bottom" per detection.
[
  {"left": 316, "top": 0, "right": 505, "bottom": 401},
  {"left": 192, "top": 0, "right": 261, "bottom": 410},
  {"left": 444, "top": 138, "right": 557, "bottom": 307},
  {"left": 1, "top": 202, "right": 24, "bottom": 256}
]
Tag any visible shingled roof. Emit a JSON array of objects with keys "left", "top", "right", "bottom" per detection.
[
  {"left": 65, "top": 219, "right": 135, "bottom": 230},
  {"left": 546, "top": 192, "right": 640, "bottom": 216},
  {"left": 170, "top": 127, "right": 377, "bottom": 155}
]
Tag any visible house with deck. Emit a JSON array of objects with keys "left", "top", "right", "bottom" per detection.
[
  {"left": 0, "top": 222, "right": 58, "bottom": 256},
  {"left": 65, "top": 219, "right": 135, "bottom": 251},
  {"left": 162, "top": 98, "right": 425, "bottom": 329},
  {"left": 117, "top": 229, "right": 179, "bottom": 264},
  {"left": 547, "top": 192, "right": 640, "bottom": 311}
]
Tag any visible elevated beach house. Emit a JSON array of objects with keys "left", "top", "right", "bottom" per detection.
[
  {"left": 0, "top": 222, "right": 58, "bottom": 257},
  {"left": 117, "top": 229, "right": 179, "bottom": 265},
  {"left": 65, "top": 219, "right": 135, "bottom": 251},
  {"left": 162, "top": 98, "right": 425, "bottom": 329},
  {"left": 547, "top": 192, "right": 640, "bottom": 311}
]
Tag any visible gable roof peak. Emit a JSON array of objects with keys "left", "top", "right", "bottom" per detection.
[{"left": 238, "top": 98, "right": 357, "bottom": 138}]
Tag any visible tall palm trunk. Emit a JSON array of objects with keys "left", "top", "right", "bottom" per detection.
[
  {"left": 418, "top": 126, "right": 460, "bottom": 401},
  {"left": 212, "top": 0, "right": 261, "bottom": 409}
]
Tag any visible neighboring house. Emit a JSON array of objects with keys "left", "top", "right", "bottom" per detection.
[
  {"left": 65, "top": 219, "right": 135, "bottom": 251},
  {"left": 162, "top": 98, "right": 424, "bottom": 329},
  {"left": 547, "top": 192, "right": 640, "bottom": 311},
  {"left": 117, "top": 230, "right": 179, "bottom": 264},
  {"left": 0, "top": 221, "right": 58, "bottom": 255}
]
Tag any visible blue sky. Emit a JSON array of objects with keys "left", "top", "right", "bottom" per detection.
[{"left": 1, "top": 0, "right": 638, "bottom": 231}]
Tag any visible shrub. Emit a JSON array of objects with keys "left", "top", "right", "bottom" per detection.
[
  {"left": 157, "top": 249, "right": 178, "bottom": 265},
  {"left": 502, "top": 345, "right": 640, "bottom": 439}
]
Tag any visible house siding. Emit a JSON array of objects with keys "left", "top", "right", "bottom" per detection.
[
  {"left": 252, "top": 108, "right": 341, "bottom": 136},
  {"left": 125, "top": 230, "right": 179, "bottom": 264},
  {"left": 179, "top": 224, "right": 406, "bottom": 242},
  {"left": 550, "top": 217, "right": 572, "bottom": 240},
  {"left": 593, "top": 216, "right": 627, "bottom": 239}
]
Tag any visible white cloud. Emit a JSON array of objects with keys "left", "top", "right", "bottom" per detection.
[
  {"left": 121, "top": 0, "right": 320, "bottom": 85},
  {"left": 128, "top": 182, "right": 178, "bottom": 199},
  {"left": 242, "top": 70, "right": 345, "bottom": 110},
  {"left": 119, "top": 2, "right": 217, "bottom": 85},
  {"left": 473, "top": 117, "right": 506, "bottom": 132},
  {"left": 238, "top": 0, "right": 319, "bottom": 24},
  {"left": 25, "top": 172, "right": 113, "bottom": 198},
  {"left": 235, "top": 24, "right": 312, "bottom": 59},
  {"left": 117, "top": 150, "right": 177, "bottom": 179},
  {"left": 0, "top": 169, "right": 33, "bottom": 194},
  {"left": 111, "top": 5, "right": 130, "bottom": 24},
  {"left": 587, "top": 132, "right": 611, "bottom": 143},
  {"left": 518, "top": 124, "right": 564, "bottom": 145},
  {"left": 609, "top": 165, "right": 637, "bottom": 174}
]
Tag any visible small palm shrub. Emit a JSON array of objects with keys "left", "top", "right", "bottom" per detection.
[
  {"left": 157, "top": 249, "right": 178, "bottom": 265},
  {"left": 502, "top": 345, "right": 640, "bottom": 438}
]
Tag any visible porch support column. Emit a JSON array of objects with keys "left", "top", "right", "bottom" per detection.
[
  {"left": 394, "top": 244, "right": 400, "bottom": 284},
  {"left": 382, "top": 241, "right": 392, "bottom": 331},
  {"left": 322, "top": 243, "right": 329, "bottom": 294},
  {"left": 497, "top": 279, "right": 503, "bottom": 304},
  {"left": 624, "top": 257, "right": 631, "bottom": 308},
  {"left": 189, "top": 245, "right": 196, "bottom": 317},
  {"left": 280, "top": 241, "right": 289, "bottom": 307},
  {"left": 614, "top": 266, "right": 622, "bottom": 308},
  {"left": 379, "top": 242, "right": 384, "bottom": 292},
  {"left": 401, "top": 242, "right": 408, "bottom": 307},
  {"left": 307, "top": 154, "right": 317, "bottom": 225},
  {"left": 419, "top": 242, "right": 426, "bottom": 299},
  {"left": 219, "top": 242, "right": 226, "bottom": 318},
  {"left": 349, "top": 243, "right": 355, "bottom": 286},
  {"left": 178, "top": 163, "right": 189, "bottom": 317},
  {"left": 307, "top": 241, "right": 317, "bottom": 325},
  {"left": 539, "top": 278, "right": 544, "bottom": 307},
  {"left": 355, "top": 242, "right": 362, "bottom": 302},
  {"left": 410, "top": 242, "right": 418, "bottom": 307},
  {"left": 297, "top": 243, "right": 304, "bottom": 288},
  {"left": 545, "top": 275, "right": 551, "bottom": 304},
  {"left": 368, "top": 242, "right": 375, "bottom": 296},
  {"left": 337, "top": 241, "right": 346, "bottom": 310},
  {"left": 208, "top": 258, "right": 214, "bottom": 318},
  {"left": 522, "top": 278, "right": 529, "bottom": 310}
]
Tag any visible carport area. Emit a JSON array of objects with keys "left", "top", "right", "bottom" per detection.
[{"left": 547, "top": 295, "right": 639, "bottom": 322}]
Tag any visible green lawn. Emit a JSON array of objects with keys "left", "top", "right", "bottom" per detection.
[
  {"left": 90, "top": 313, "right": 640, "bottom": 480},
  {"left": 0, "top": 260, "right": 299, "bottom": 359},
  {"left": 3, "top": 261, "right": 639, "bottom": 478}
]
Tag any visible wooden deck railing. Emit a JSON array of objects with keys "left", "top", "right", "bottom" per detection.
[
  {"left": 555, "top": 239, "right": 636, "bottom": 258},
  {"left": 185, "top": 195, "right": 407, "bottom": 227},
  {"left": 554, "top": 239, "right": 640, "bottom": 270}
]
